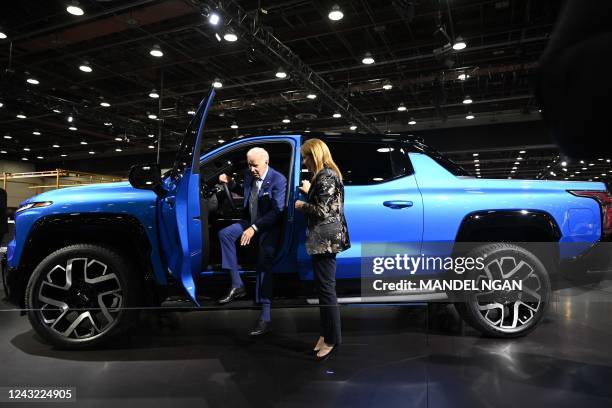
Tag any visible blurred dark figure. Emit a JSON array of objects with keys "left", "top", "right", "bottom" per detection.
[{"left": 536, "top": 0, "right": 612, "bottom": 159}]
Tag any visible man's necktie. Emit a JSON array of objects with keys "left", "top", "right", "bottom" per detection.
[{"left": 249, "top": 178, "right": 260, "bottom": 223}]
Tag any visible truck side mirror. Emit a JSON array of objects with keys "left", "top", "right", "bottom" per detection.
[{"left": 128, "top": 163, "right": 165, "bottom": 196}]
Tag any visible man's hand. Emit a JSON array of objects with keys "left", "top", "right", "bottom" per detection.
[
  {"left": 294, "top": 200, "right": 306, "bottom": 210},
  {"left": 219, "top": 173, "right": 232, "bottom": 184},
  {"left": 299, "top": 180, "right": 311, "bottom": 194},
  {"left": 240, "top": 226, "right": 255, "bottom": 246}
]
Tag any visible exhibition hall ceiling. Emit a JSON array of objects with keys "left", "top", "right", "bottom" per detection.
[{"left": 1, "top": 0, "right": 606, "bottom": 181}]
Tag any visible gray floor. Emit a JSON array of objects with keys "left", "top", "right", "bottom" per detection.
[{"left": 1, "top": 273, "right": 612, "bottom": 408}]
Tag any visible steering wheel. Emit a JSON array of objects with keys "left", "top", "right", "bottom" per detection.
[{"left": 222, "top": 182, "right": 236, "bottom": 210}]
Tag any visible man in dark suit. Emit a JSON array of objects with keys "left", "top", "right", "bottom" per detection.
[{"left": 217, "top": 147, "right": 287, "bottom": 336}]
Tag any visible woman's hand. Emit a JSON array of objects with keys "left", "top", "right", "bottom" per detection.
[
  {"left": 299, "top": 180, "right": 311, "bottom": 194},
  {"left": 294, "top": 200, "right": 306, "bottom": 210}
]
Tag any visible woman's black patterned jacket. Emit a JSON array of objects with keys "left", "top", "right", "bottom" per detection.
[{"left": 301, "top": 167, "right": 351, "bottom": 255}]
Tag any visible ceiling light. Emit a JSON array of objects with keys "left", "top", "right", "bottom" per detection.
[
  {"left": 275, "top": 67, "right": 287, "bottom": 78},
  {"left": 187, "top": 110, "right": 196, "bottom": 115},
  {"left": 149, "top": 44, "right": 163, "bottom": 57},
  {"left": 149, "top": 89, "right": 160, "bottom": 98},
  {"left": 66, "top": 1, "right": 84, "bottom": 16},
  {"left": 282, "top": 117, "right": 291, "bottom": 124},
  {"left": 408, "top": 118, "right": 416, "bottom": 125},
  {"left": 69, "top": 126, "right": 77, "bottom": 131},
  {"left": 26, "top": 78, "right": 39, "bottom": 85},
  {"left": 0, "top": 31, "right": 7, "bottom": 40},
  {"left": 148, "top": 113, "right": 158, "bottom": 120},
  {"left": 474, "top": 163, "right": 480, "bottom": 167},
  {"left": 465, "top": 112, "right": 475, "bottom": 120},
  {"left": 361, "top": 52, "right": 375, "bottom": 65},
  {"left": 52, "top": 144, "right": 60, "bottom": 148},
  {"left": 104, "top": 122, "right": 112, "bottom": 126},
  {"left": 80, "top": 141, "right": 88, "bottom": 145},
  {"left": 223, "top": 28, "right": 238, "bottom": 42},
  {"left": 37, "top": 156, "right": 44, "bottom": 159},
  {"left": 148, "top": 134, "right": 155, "bottom": 138},
  {"left": 212, "top": 78, "right": 223, "bottom": 88},
  {"left": 519, "top": 150, "right": 526, "bottom": 154},
  {"left": 328, "top": 4, "right": 344, "bottom": 21},
  {"left": 16, "top": 112, "right": 26, "bottom": 119},
  {"left": 88, "top": 151, "right": 95, "bottom": 155},
  {"left": 208, "top": 12, "right": 220, "bottom": 25},
  {"left": 397, "top": 103, "right": 407, "bottom": 112},
  {"left": 332, "top": 112, "right": 342, "bottom": 118},
  {"left": 0, "top": 101, "right": 3, "bottom": 108},
  {"left": 474, "top": 159, "right": 480, "bottom": 163},
  {"left": 33, "top": 130, "right": 41, "bottom": 135},
  {"left": 514, "top": 161, "right": 519, "bottom": 165},
  {"left": 473, "top": 153, "right": 479, "bottom": 157},
  {"left": 382, "top": 81, "right": 393, "bottom": 90},
  {"left": 561, "top": 161, "right": 567, "bottom": 167},
  {"left": 377, "top": 147, "right": 395, "bottom": 153},
  {"left": 67, "top": 115, "right": 74, "bottom": 122},
  {"left": 52, "top": 108, "right": 61, "bottom": 113},
  {"left": 148, "top": 145, "right": 155, "bottom": 149},
  {"left": 100, "top": 101, "right": 110, "bottom": 107},
  {"left": 61, "top": 154, "right": 67, "bottom": 157},
  {"left": 0, "top": 151, "right": 6, "bottom": 154},
  {"left": 306, "top": 93, "right": 317, "bottom": 100},
  {"left": 79, "top": 61, "right": 92, "bottom": 73},
  {"left": 458, "top": 73, "right": 469, "bottom": 81},
  {"left": 231, "top": 122, "right": 238, "bottom": 129},
  {"left": 453, "top": 36, "right": 467, "bottom": 50},
  {"left": 114, "top": 137, "right": 122, "bottom": 142},
  {"left": 22, "top": 157, "right": 28, "bottom": 161},
  {"left": 462, "top": 96, "right": 473, "bottom": 104},
  {"left": 349, "top": 125, "right": 357, "bottom": 131},
  {"left": 23, "top": 147, "right": 30, "bottom": 151},
  {"left": 115, "top": 148, "right": 122, "bottom": 152}
]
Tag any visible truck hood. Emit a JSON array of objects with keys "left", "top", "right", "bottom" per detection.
[{"left": 20, "top": 181, "right": 157, "bottom": 207}]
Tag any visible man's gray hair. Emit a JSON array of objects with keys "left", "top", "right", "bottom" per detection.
[{"left": 246, "top": 147, "right": 269, "bottom": 162}]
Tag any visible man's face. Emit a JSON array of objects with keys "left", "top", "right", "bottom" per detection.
[{"left": 247, "top": 153, "right": 268, "bottom": 179}]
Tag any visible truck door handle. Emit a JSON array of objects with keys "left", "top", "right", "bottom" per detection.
[{"left": 383, "top": 200, "right": 413, "bottom": 209}]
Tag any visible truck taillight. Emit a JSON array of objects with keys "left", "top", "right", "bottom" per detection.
[{"left": 569, "top": 190, "right": 612, "bottom": 237}]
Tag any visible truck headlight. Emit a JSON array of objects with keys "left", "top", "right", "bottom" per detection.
[{"left": 16, "top": 201, "right": 53, "bottom": 213}]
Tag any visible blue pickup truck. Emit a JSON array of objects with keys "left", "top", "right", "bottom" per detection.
[{"left": 3, "top": 91, "right": 611, "bottom": 348}]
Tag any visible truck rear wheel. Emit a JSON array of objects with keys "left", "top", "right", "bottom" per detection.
[
  {"left": 454, "top": 243, "right": 551, "bottom": 338},
  {"left": 25, "top": 244, "right": 141, "bottom": 349}
]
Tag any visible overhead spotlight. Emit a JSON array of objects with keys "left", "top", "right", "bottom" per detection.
[
  {"left": 69, "top": 126, "right": 78, "bottom": 131},
  {"left": 458, "top": 73, "right": 469, "bottom": 81},
  {"left": 328, "top": 4, "right": 344, "bottom": 21},
  {"left": 462, "top": 96, "right": 473, "bottom": 104},
  {"left": 230, "top": 122, "right": 238, "bottom": 129},
  {"left": 52, "top": 108, "right": 61, "bottom": 113},
  {"left": 466, "top": 112, "right": 475, "bottom": 120},
  {"left": 519, "top": 150, "right": 526, "bottom": 154},
  {"left": 408, "top": 118, "right": 416, "bottom": 125},
  {"left": 187, "top": 110, "right": 196, "bottom": 115},
  {"left": 212, "top": 78, "right": 223, "bottom": 88},
  {"left": 23, "top": 147, "right": 30, "bottom": 151},
  {"left": 149, "top": 89, "right": 160, "bottom": 98},
  {"left": 66, "top": 1, "right": 84, "bottom": 16},
  {"left": 332, "top": 112, "right": 342, "bottom": 118},
  {"left": 349, "top": 125, "right": 357, "bottom": 131},
  {"left": 52, "top": 144, "right": 60, "bottom": 148},
  {"left": 104, "top": 122, "right": 112, "bottom": 126},
  {"left": 67, "top": 115, "right": 74, "bottom": 122},
  {"left": 37, "top": 156, "right": 44, "bottom": 159},
  {"left": 148, "top": 134, "right": 155, "bottom": 138},
  {"left": 80, "top": 140, "right": 88, "bottom": 145},
  {"left": 397, "top": 103, "right": 407, "bottom": 112},
  {"left": 453, "top": 36, "right": 467, "bottom": 50},
  {"left": 148, "top": 145, "right": 155, "bottom": 149},
  {"left": 61, "top": 154, "right": 67, "bottom": 157},
  {"left": 79, "top": 61, "right": 92, "bottom": 73},
  {"left": 88, "top": 151, "right": 95, "bottom": 155},
  {"left": 114, "top": 137, "right": 122, "bottom": 141},
  {"left": 149, "top": 44, "right": 163, "bottom": 57},
  {"left": 0, "top": 29, "right": 7, "bottom": 40},
  {"left": 218, "top": 139, "right": 225, "bottom": 143},
  {"left": 561, "top": 161, "right": 567, "bottom": 167},
  {"left": 22, "top": 157, "right": 28, "bottom": 161},
  {"left": 148, "top": 112, "right": 158, "bottom": 119},
  {"left": 0, "top": 150, "right": 6, "bottom": 154},
  {"left": 473, "top": 153, "right": 479, "bottom": 156},
  {"left": 282, "top": 116, "right": 291, "bottom": 124},
  {"left": 306, "top": 93, "right": 317, "bottom": 100},
  {"left": 100, "top": 101, "right": 111, "bottom": 107},
  {"left": 3, "top": 135, "right": 11, "bottom": 139},
  {"left": 208, "top": 12, "right": 220, "bottom": 25},
  {"left": 26, "top": 77, "right": 40, "bottom": 85},
  {"left": 16, "top": 112, "right": 27, "bottom": 119},
  {"left": 33, "top": 130, "right": 41, "bottom": 135},
  {"left": 382, "top": 81, "right": 393, "bottom": 90},
  {"left": 223, "top": 28, "right": 238, "bottom": 42},
  {"left": 115, "top": 148, "right": 122, "bottom": 152},
  {"left": 0, "top": 101, "right": 3, "bottom": 108},
  {"left": 275, "top": 67, "right": 287, "bottom": 79},
  {"left": 361, "top": 52, "right": 375, "bottom": 65}
]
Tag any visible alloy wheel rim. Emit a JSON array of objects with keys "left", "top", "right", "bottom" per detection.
[{"left": 36, "top": 257, "right": 123, "bottom": 340}]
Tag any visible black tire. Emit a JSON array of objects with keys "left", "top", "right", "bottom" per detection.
[
  {"left": 25, "top": 244, "right": 141, "bottom": 349},
  {"left": 454, "top": 243, "right": 551, "bottom": 338}
]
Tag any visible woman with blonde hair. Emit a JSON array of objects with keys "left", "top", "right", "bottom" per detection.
[{"left": 295, "top": 138, "right": 350, "bottom": 361}]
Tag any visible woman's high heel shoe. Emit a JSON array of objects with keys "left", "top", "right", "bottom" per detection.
[
  {"left": 313, "top": 336, "right": 325, "bottom": 353},
  {"left": 315, "top": 344, "right": 339, "bottom": 362}
]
